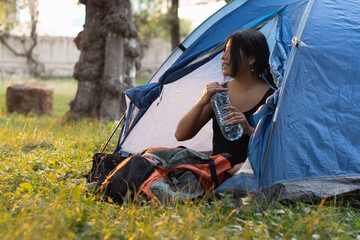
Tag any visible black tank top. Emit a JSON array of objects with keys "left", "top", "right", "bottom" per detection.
[{"left": 212, "top": 86, "right": 274, "bottom": 166}]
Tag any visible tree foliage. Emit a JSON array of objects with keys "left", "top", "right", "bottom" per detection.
[
  {"left": 132, "top": 0, "right": 229, "bottom": 50},
  {"left": 0, "top": 0, "right": 17, "bottom": 34},
  {"left": 132, "top": 0, "right": 191, "bottom": 43},
  {"left": 132, "top": 0, "right": 164, "bottom": 39},
  {"left": 0, "top": 0, "right": 41, "bottom": 77}
]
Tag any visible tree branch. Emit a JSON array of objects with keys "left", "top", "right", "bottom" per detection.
[
  {"left": 28, "top": 0, "right": 38, "bottom": 54},
  {"left": 0, "top": 35, "right": 26, "bottom": 57}
]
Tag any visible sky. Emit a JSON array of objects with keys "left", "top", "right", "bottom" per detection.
[
  {"left": 179, "top": 1, "right": 226, "bottom": 28},
  {"left": 20, "top": 0, "right": 225, "bottom": 37},
  {"left": 36, "top": 0, "right": 85, "bottom": 36}
]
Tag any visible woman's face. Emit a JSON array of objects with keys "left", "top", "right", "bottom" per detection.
[{"left": 221, "top": 39, "right": 232, "bottom": 77}]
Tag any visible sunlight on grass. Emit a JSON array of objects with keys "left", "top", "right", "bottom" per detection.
[
  {"left": 136, "top": 77, "right": 149, "bottom": 86},
  {"left": 0, "top": 78, "right": 359, "bottom": 239}
]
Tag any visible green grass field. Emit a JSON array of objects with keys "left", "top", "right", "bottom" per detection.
[{"left": 0, "top": 78, "right": 359, "bottom": 239}]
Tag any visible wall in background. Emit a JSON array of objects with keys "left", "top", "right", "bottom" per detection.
[{"left": 0, "top": 36, "right": 171, "bottom": 80}]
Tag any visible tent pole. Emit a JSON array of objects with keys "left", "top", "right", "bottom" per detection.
[
  {"left": 101, "top": 114, "right": 125, "bottom": 153},
  {"left": 258, "top": 0, "right": 315, "bottom": 191},
  {"left": 259, "top": 108, "right": 278, "bottom": 190}
]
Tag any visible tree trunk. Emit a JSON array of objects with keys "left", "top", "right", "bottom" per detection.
[
  {"left": 100, "top": 31, "right": 125, "bottom": 120},
  {"left": 169, "top": 0, "right": 180, "bottom": 51},
  {"left": 70, "top": 0, "right": 105, "bottom": 118},
  {"left": 68, "top": 0, "right": 140, "bottom": 121}
]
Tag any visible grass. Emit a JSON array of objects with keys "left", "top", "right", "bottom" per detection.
[
  {"left": 0, "top": 77, "right": 359, "bottom": 239},
  {"left": 135, "top": 77, "right": 149, "bottom": 86}
]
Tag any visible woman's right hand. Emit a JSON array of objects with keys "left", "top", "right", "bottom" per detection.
[{"left": 198, "top": 81, "right": 227, "bottom": 106}]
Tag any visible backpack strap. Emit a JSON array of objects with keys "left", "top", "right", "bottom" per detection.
[
  {"left": 208, "top": 159, "right": 218, "bottom": 187},
  {"left": 149, "top": 159, "right": 161, "bottom": 168}
]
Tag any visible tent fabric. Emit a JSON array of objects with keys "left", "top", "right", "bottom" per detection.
[
  {"left": 116, "top": 52, "right": 223, "bottom": 154},
  {"left": 115, "top": 0, "right": 360, "bottom": 201},
  {"left": 115, "top": 0, "right": 306, "bottom": 155},
  {"left": 257, "top": 0, "right": 360, "bottom": 187}
]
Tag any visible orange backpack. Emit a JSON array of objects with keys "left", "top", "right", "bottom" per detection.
[{"left": 139, "top": 147, "right": 232, "bottom": 204}]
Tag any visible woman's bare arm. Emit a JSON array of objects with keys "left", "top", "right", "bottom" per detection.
[
  {"left": 175, "top": 101, "right": 212, "bottom": 141},
  {"left": 175, "top": 82, "right": 226, "bottom": 141}
]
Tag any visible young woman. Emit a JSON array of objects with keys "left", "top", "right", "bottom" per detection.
[{"left": 175, "top": 29, "right": 275, "bottom": 176}]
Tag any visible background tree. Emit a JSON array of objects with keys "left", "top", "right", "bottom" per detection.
[
  {"left": 69, "top": 0, "right": 229, "bottom": 121},
  {"left": 132, "top": 0, "right": 191, "bottom": 50},
  {"left": 132, "top": 0, "right": 229, "bottom": 50},
  {"left": 168, "top": 0, "right": 179, "bottom": 50},
  {"left": 132, "top": 0, "right": 166, "bottom": 39},
  {"left": 68, "top": 0, "right": 141, "bottom": 121},
  {"left": 0, "top": 0, "right": 41, "bottom": 77}
]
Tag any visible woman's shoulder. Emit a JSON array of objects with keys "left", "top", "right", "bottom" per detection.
[
  {"left": 257, "top": 79, "right": 275, "bottom": 100},
  {"left": 258, "top": 87, "right": 275, "bottom": 106},
  {"left": 264, "top": 87, "right": 275, "bottom": 98},
  {"left": 244, "top": 87, "right": 274, "bottom": 115}
]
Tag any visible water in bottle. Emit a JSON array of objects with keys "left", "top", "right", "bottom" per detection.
[{"left": 210, "top": 91, "right": 243, "bottom": 141}]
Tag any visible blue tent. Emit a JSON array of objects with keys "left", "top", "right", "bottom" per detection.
[{"left": 115, "top": 0, "right": 360, "bottom": 200}]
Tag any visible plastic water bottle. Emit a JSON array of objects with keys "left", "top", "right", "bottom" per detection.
[{"left": 210, "top": 91, "right": 243, "bottom": 141}]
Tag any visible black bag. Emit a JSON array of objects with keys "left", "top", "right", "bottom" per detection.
[
  {"left": 84, "top": 153, "right": 128, "bottom": 186},
  {"left": 101, "top": 155, "right": 155, "bottom": 203}
]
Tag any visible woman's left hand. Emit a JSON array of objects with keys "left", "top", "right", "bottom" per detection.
[
  {"left": 222, "top": 106, "right": 254, "bottom": 136},
  {"left": 227, "top": 162, "right": 244, "bottom": 176}
]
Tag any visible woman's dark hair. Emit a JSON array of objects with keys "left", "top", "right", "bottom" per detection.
[{"left": 226, "top": 29, "right": 274, "bottom": 85}]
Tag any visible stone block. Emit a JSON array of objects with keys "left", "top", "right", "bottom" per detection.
[{"left": 6, "top": 83, "right": 54, "bottom": 116}]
